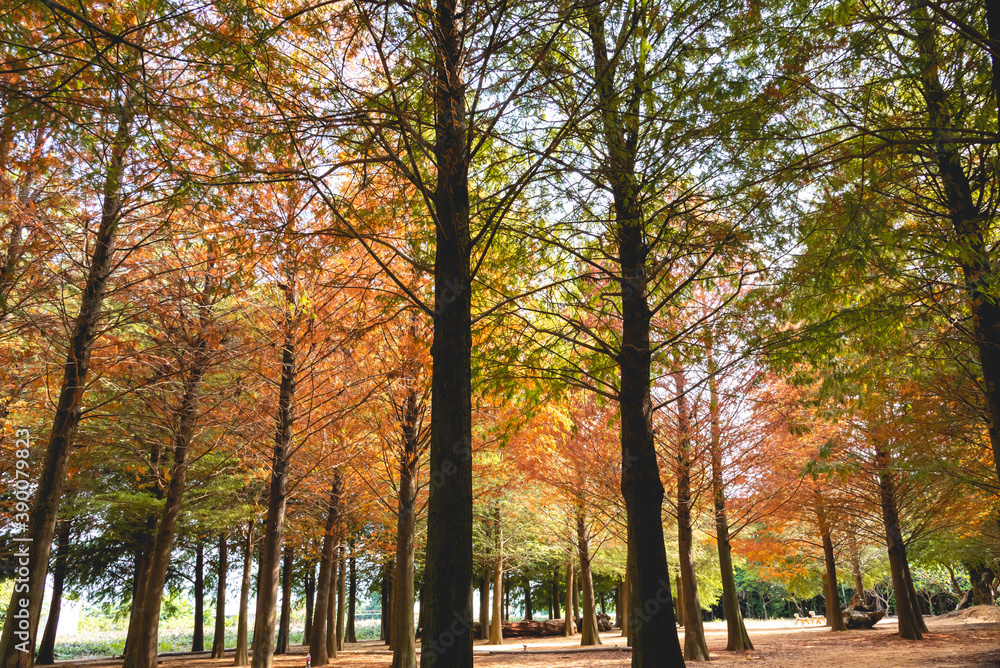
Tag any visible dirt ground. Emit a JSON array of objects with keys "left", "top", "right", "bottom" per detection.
[{"left": 59, "top": 607, "right": 1000, "bottom": 668}]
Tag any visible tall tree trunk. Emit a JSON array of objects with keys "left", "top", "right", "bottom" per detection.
[
  {"left": 309, "top": 478, "right": 341, "bottom": 665},
  {"left": 583, "top": 2, "right": 684, "bottom": 665},
  {"left": 303, "top": 566, "right": 314, "bottom": 644},
  {"left": 0, "top": 97, "right": 135, "bottom": 668},
  {"left": 36, "top": 518, "right": 71, "bottom": 665},
  {"left": 572, "top": 576, "right": 579, "bottom": 624},
  {"left": 251, "top": 310, "right": 296, "bottom": 668},
  {"left": 393, "top": 381, "right": 419, "bottom": 668},
  {"left": 419, "top": 0, "right": 474, "bottom": 664},
  {"left": 674, "top": 369, "right": 709, "bottom": 661},
  {"left": 346, "top": 549, "right": 357, "bottom": 644},
  {"left": 563, "top": 559, "right": 575, "bottom": 637},
  {"left": 875, "top": 443, "right": 926, "bottom": 639},
  {"left": 234, "top": 522, "right": 257, "bottom": 666},
  {"left": 912, "top": 4, "right": 1000, "bottom": 484},
  {"left": 382, "top": 561, "right": 392, "bottom": 649},
  {"left": 276, "top": 546, "right": 293, "bottom": 655},
  {"left": 575, "top": 509, "right": 602, "bottom": 646},
  {"left": 193, "top": 541, "right": 205, "bottom": 652},
  {"left": 380, "top": 563, "right": 391, "bottom": 644},
  {"left": 478, "top": 568, "right": 490, "bottom": 640},
  {"left": 523, "top": 577, "right": 532, "bottom": 622},
  {"left": 489, "top": 559, "right": 503, "bottom": 645},
  {"left": 123, "top": 344, "right": 211, "bottom": 668},
  {"left": 850, "top": 541, "right": 865, "bottom": 600},
  {"left": 675, "top": 575, "right": 684, "bottom": 627},
  {"left": 552, "top": 566, "right": 560, "bottom": 620},
  {"left": 336, "top": 545, "right": 346, "bottom": 651},
  {"left": 212, "top": 534, "right": 228, "bottom": 658},
  {"left": 505, "top": 574, "right": 511, "bottom": 622},
  {"left": 621, "top": 558, "right": 630, "bottom": 641},
  {"left": 814, "top": 497, "right": 846, "bottom": 631},
  {"left": 707, "top": 346, "right": 752, "bottom": 651},
  {"left": 326, "top": 559, "right": 337, "bottom": 658}
]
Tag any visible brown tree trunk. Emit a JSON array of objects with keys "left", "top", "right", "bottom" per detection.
[
  {"left": 193, "top": 541, "right": 205, "bottom": 652},
  {"left": 392, "top": 382, "right": 419, "bottom": 668},
  {"left": 36, "top": 518, "right": 71, "bottom": 665},
  {"left": 674, "top": 370, "right": 709, "bottom": 661},
  {"left": 814, "top": 497, "right": 846, "bottom": 631},
  {"left": 0, "top": 98, "right": 135, "bottom": 668},
  {"left": 276, "top": 546, "right": 293, "bottom": 654},
  {"left": 382, "top": 561, "right": 393, "bottom": 647},
  {"left": 523, "top": 577, "right": 532, "bottom": 622},
  {"left": 252, "top": 311, "right": 296, "bottom": 668},
  {"left": 326, "top": 560, "right": 337, "bottom": 658},
  {"left": 552, "top": 566, "right": 560, "bottom": 620},
  {"left": 234, "top": 522, "right": 256, "bottom": 666},
  {"left": 478, "top": 568, "right": 490, "bottom": 640},
  {"left": 850, "top": 542, "right": 865, "bottom": 600},
  {"left": 336, "top": 545, "right": 347, "bottom": 651},
  {"left": 563, "top": 559, "right": 575, "bottom": 637},
  {"left": 489, "top": 559, "right": 503, "bottom": 645},
  {"left": 419, "top": 0, "right": 475, "bottom": 665},
  {"left": 621, "top": 557, "right": 630, "bottom": 641},
  {"left": 303, "top": 567, "right": 314, "bottom": 644},
  {"left": 583, "top": 2, "right": 685, "bottom": 664},
  {"left": 875, "top": 444, "right": 926, "bottom": 640},
  {"left": 912, "top": 5, "right": 1000, "bottom": 485},
  {"left": 707, "top": 348, "right": 753, "bottom": 651},
  {"left": 675, "top": 575, "right": 684, "bottom": 627},
  {"left": 123, "top": 343, "right": 211, "bottom": 668},
  {"left": 309, "top": 478, "right": 341, "bottom": 665},
  {"left": 212, "top": 534, "right": 228, "bottom": 658},
  {"left": 575, "top": 509, "right": 602, "bottom": 646},
  {"left": 347, "top": 550, "right": 357, "bottom": 644}
]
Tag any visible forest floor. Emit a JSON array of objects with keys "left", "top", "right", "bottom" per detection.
[{"left": 56, "top": 606, "right": 1000, "bottom": 668}]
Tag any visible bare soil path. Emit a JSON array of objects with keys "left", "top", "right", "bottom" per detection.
[{"left": 53, "top": 607, "right": 1000, "bottom": 668}]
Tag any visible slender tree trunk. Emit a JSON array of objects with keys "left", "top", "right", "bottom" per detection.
[
  {"left": 393, "top": 382, "right": 419, "bottom": 668},
  {"left": 234, "top": 522, "right": 256, "bottom": 666},
  {"left": 309, "top": 478, "right": 341, "bottom": 666},
  {"left": 193, "top": 541, "right": 205, "bottom": 652},
  {"left": 478, "top": 568, "right": 490, "bottom": 640},
  {"left": 674, "top": 370, "right": 709, "bottom": 661},
  {"left": 523, "top": 577, "right": 532, "bottom": 622},
  {"left": 419, "top": 0, "right": 475, "bottom": 664},
  {"left": 875, "top": 443, "right": 926, "bottom": 639},
  {"left": 576, "top": 510, "right": 602, "bottom": 646},
  {"left": 347, "top": 549, "right": 357, "bottom": 644},
  {"left": 707, "top": 347, "right": 752, "bottom": 651},
  {"left": 303, "top": 567, "right": 314, "bottom": 644},
  {"left": 675, "top": 575, "right": 684, "bottom": 627},
  {"left": 0, "top": 98, "right": 135, "bottom": 668},
  {"left": 383, "top": 561, "right": 393, "bottom": 647},
  {"left": 276, "top": 546, "right": 293, "bottom": 654},
  {"left": 621, "top": 559, "right": 630, "bottom": 641},
  {"left": 252, "top": 310, "right": 296, "bottom": 668},
  {"left": 563, "top": 559, "right": 575, "bottom": 637},
  {"left": 583, "top": 3, "right": 684, "bottom": 665},
  {"left": 212, "top": 534, "right": 228, "bottom": 658},
  {"left": 572, "top": 576, "right": 579, "bottom": 624},
  {"left": 814, "top": 497, "right": 846, "bottom": 631},
  {"left": 123, "top": 344, "right": 211, "bottom": 668},
  {"left": 36, "top": 519, "right": 71, "bottom": 665},
  {"left": 912, "top": 4, "right": 1000, "bottom": 485},
  {"left": 850, "top": 542, "right": 865, "bottom": 600},
  {"left": 336, "top": 545, "right": 346, "bottom": 651},
  {"left": 326, "top": 559, "right": 337, "bottom": 658},
  {"left": 489, "top": 559, "right": 503, "bottom": 645},
  {"left": 552, "top": 566, "right": 560, "bottom": 621}
]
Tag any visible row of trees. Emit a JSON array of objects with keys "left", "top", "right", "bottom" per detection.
[{"left": 1, "top": 0, "right": 998, "bottom": 667}]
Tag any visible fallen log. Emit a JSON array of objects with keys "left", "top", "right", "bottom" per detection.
[{"left": 470, "top": 619, "right": 573, "bottom": 638}]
